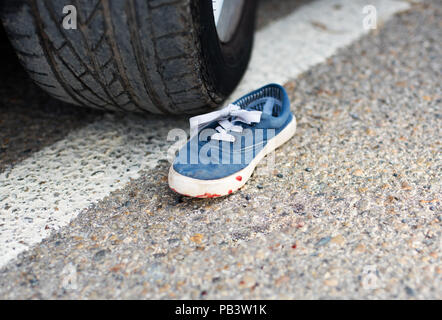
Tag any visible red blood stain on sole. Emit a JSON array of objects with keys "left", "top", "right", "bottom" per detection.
[
  {"left": 171, "top": 186, "right": 226, "bottom": 198},
  {"left": 195, "top": 192, "right": 221, "bottom": 198},
  {"left": 236, "top": 176, "right": 242, "bottom": 181},
  {"left": 228, "top": 190, "right": 233, "bottom": 194}
]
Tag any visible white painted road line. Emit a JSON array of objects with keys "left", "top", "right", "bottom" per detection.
[
  {"left": 0, "top": 114, "right": 186, "bottom": 267},
  {"left": 231, "top": 0, "right": 410, "bottom": 98},
  {"left": 0, "top": 0, "right": 410, "bottom": 268}
]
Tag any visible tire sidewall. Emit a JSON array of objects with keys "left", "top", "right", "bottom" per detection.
[{"left": 194, "top": 0, "right": 257, "bottom": 98}]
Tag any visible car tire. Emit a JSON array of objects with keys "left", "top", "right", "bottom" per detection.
[{"left": 1, "top": 0, "right": 256, "bottom": 114}]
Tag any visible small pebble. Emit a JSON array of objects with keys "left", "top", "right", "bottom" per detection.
[
  {"left": 330, "top": 235, "right": 345, "bottom": 245},
  {"left": 405, "top": 286, "right": 415, "bottom": 296},
  {"left": 292, "top": 203, "right": 305, "bottom": 214},
  {"left": 353, "top": 169, "right": 364, "bottom": 177},
  {"left": 29, "top": 278, "right": 39, "bottom": 287},
  {"left": 239, "top": 275, "right": 256, "bottom": 288},
  {"left": 93, "top": 249, "right": 107, "bottom": 261},
  {"left": 316, "top": 236, "right": 331, "bottom": 247},
  {"left": 349, "top": 113, "right": 361, "bottom": 120},
  {"left": 324, "top": 278, "right": 338, "bottom": 287}
]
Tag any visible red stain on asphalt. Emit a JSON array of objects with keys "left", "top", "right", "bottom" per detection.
[
  {"left": 236, "top": 176, "right": 242, "bottom": 181},
  {"left": 291, "top": 243, "right": 297, "bottom": 249}
]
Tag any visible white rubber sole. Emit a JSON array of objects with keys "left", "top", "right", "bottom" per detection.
[{"left": 168, "top": 117, "right": 296, "bottom": 198}]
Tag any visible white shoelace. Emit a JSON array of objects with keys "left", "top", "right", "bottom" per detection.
[{"left": 189, "top": 104, "right": 262, "bottom": 142}]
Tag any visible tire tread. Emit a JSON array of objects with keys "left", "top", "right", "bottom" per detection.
[{"left": 1, "top": 0, "right": 220, "bottom": 113}]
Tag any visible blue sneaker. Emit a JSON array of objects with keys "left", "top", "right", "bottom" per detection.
[{"left": 169, "top": 83, "right": 296, "bottom": 198}]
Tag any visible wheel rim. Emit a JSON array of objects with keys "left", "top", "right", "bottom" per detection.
[{"left": 212, "top": 0, "right": 246, "bottom": 43}]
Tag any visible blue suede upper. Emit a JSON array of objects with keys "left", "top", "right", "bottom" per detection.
[{"left": 173, "top": 84, "right": 293, "bottom": 180}]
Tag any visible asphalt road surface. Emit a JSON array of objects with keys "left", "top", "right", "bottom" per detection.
[{"left": 0, "top": 0, "right": 440, "bottom": 299}]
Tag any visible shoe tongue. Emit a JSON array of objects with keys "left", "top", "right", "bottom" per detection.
[
  {"left": 245, "top": 97, "right": 275, "bottom": 116},
  {"left": 262, "top": 97, "right": 275, "bottom": 115}
]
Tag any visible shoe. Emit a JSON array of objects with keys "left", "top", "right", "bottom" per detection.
[{"left": 168, "top": 83, "right": 296, "bottom": 198}]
